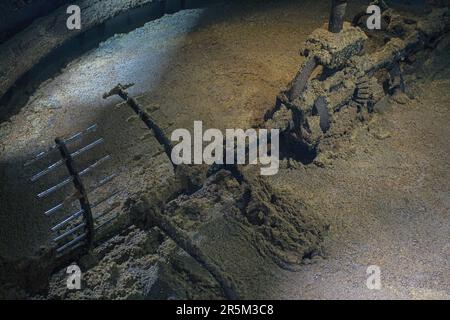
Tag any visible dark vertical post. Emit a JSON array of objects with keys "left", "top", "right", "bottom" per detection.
[
  {"left": 119, "top": 92, "right": 174, "bottom": 160},
  {"left": 329, "top": 0, "right": 348, "bottom": 33},
  {"left": 55, "top": 138, "right": 94, "bottom": 250}
]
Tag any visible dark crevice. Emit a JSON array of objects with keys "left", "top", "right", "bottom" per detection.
[{"left": 279, "top": 132, "right": 317, "bottom": 165}]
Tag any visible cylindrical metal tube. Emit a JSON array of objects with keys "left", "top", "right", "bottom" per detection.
[
  {"left": 31, "top": 138, "right": 104, "bottom": 182},
  {"left": 329, "top": 0, "right": 348, "bottom": 33},
  {"left": 56, "top": 233, "right": 87, "bottom": 253},
  {"left": 53, "top": 223, "right": 86, "bottom": 243},
  {"left": 52, "top": 209, "right": 85, "bottom": 232}
]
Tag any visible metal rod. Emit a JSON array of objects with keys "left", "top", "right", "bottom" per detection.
[
  {"left": 56, "top": 233, "right": 86, "bottom": 253},
  {"left": 31, "top": 138, "right": 104, "bottom": 182},
  {"left": 31, "top": 159, "right": 64, "bottom": 182},
  {"left": 57, "top": 241, "right": 85, "bottom": 256},
  {"left": 94, "top": 204, "right": 117, "bottom": 221},
  {"left": 24, "top": 147, "right": 57, "bottom": 167},
  {"left": 329, "top": 0, "right": 348, "bottom": 33},
  {"left": 95, "top": 214, "right": 118, "bottom": 231},
  {"left": 25, "top": 124, "right": 98, "bottom": 167},
  {"left": 64, "top": 124, "right": 98, "bottom": 145},
  {"left": 44, "top": 191, "right": 81, "bottom": 216},
  {"left": 92, "top": 190, "right": 120, "bottom": 209},
  {"left": 89, "top": 173, "right": 118, "bottom": 193},
  {"left": 78, "top": 154, "right": 111, "bottom": 176},
  {"left": 53, "top": 223, "right": 86, "bottom": 242},
  {"left": 51, "top": 209, "right": 84, "bottom": 232},
  {"left": 45, "top": 203, "right": 65, "bottom": 216},
  {"left": 38, "top": 164, "right": 113, "bottom": 201},
  {"left": 37, "top": 177, "right": 72, "bottom": 198},
  {"left": 70, "top": 138, "right": 104, "bottom": 158}
]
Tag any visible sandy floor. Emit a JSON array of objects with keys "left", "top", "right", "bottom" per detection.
[
  {"left": 0, "top": 0, "right": 448, "bottom": 299},
  {"left": 270, "top": 77, "right": 450, "bottom": 299}
]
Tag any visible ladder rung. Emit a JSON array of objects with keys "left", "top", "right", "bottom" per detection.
[
  {"left": 92, "top": 190, "right": 120, "bottom": 209},
  {"left": 45, "top": 202, "right": 64, "bottom": 216},
  {"left": 37, "top": 154, "right": 111, "bottom": 199},
  {"left": 37, "top": 177, "right": 72, "bottom": 198},
  {"left": 25, "top": 124, "right": 98, "bottom": 167},
  {"left": 79, "top": 154, "right": 111, "bottom": 176},
  {"left": 31, "top": 138, "right": 104, "bottom": 182},
  {"left": 51, "top": 209, "right": 84, "bottom": 232},
  {"left": 94, "top": 204, "right": 117, "bottom": 221},
  {"left": 53, "top": 223, "right": 86, "bottom": 242},
  {"left": 89, "top": 173, "right": 118, "bottom": 194},
  {"left": 30, "top": 160, "right": 63, "bottom": 181},
  {"left": 64, "top": 124, "right": 98, "bottom": 145},
  {"left": 44, "top": 192, "right": 80, "bottom": 216},
  {"left": 56, "top": 240, "right": 85, "bottom": 256},
  {"left": 70, "top": 138, "right": 104, "bottom": 158},
  {"left": 56, "top": 233, "right": 87, "bottom": 253},
  {"left": 95, "top": 214, "right": 118, "bottom": 231}
]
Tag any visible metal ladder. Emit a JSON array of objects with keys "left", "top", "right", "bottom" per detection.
[{"left": 25, "top": 124, "right": 120, "bottom": 257}]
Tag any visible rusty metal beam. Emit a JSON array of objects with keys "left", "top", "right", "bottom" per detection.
[{"left": 103, "top": 83, "right": 175, "bottom": 168}]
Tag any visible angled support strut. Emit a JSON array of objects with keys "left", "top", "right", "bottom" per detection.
[{"left": 103, "top": 83, "right": 175, "bottom": 168}]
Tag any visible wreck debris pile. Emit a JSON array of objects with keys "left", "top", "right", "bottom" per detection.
[
  {"left": 101, "top": 84, "right": 326, "bottom": 298},
  {"left": 266, "top": 6, "right": 450, "bottom": 164},
  {"left": 127, "top": 165, "right": 326, "bottom": 298}
]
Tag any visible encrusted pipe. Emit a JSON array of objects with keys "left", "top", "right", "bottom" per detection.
[{"left": 329, "top": 0, "right": 348, "bottom": 33}]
